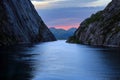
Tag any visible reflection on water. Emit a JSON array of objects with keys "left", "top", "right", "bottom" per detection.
[
  {"left": 0, "top": 45, "right": 36, "bottom": 80},
  {"left": 0, "top": 40, "right": 120, "bottom": 80}
]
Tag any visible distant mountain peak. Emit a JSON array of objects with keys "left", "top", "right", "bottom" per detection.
[
  {"left": 68, "top": 28, "right": 77, "bottom": 30},
  {"left": 50, "top": 27, "right": 77, "bottom": 40}
]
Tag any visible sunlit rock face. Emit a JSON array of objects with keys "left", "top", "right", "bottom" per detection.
[
  {"left": 0, "top": 0, "right": 56, "bottom": 46},
  {"left": 68, "top": 0, "right": 120, "bottom": 47}
]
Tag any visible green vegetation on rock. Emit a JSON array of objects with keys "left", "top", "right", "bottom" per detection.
[
  {"left": 84, "top": 11, "right": 103, "bottom": 26},
  {"left": 67, "top": 36, "right": 81, "bottom": 43}
]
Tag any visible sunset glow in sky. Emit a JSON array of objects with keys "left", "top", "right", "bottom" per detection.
[{"left": 31, "top": 0, "right": 111, "bottom": 30}]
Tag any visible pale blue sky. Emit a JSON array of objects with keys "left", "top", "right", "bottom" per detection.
[
  {"left": 31, "top": 0, "right": 111, "bottom": 9},
  {"left": 31, "top": 0, "right": 112, "bottom": 30}
]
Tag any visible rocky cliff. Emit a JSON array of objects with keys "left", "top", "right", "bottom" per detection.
[
  {"left": 0, "top": 0, "right": 56, "bottom": 46},
  {"left": 67, "top": 0, "right": 120, "bottom": 47}
]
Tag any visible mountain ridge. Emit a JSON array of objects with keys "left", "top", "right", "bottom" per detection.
[
  {"left": 67, "top": 0, "right": 120, "bottom": 47},
  {"left": 50, "top": 27, "right": 77, "bottom": 40}
]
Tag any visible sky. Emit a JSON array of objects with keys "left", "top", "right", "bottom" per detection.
[{"left": 31, "top": 0, "right": 112, "bottom": 30}]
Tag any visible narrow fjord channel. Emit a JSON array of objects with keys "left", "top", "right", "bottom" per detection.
[{"left": 0, "top": 40, "right": 120, "bottom": 80}]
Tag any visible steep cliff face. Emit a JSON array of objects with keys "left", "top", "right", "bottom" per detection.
[
  {"left": 0, "top": 0, "right": 56, "bottom": 46},
  {"left": 68, "top": 0, "right": 120, "bottom": 47}
]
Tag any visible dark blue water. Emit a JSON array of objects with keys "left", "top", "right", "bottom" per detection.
[{"left": 0, "top": 40, "right": 120, "bottom": 80}]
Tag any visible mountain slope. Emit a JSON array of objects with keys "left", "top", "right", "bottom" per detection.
[
  {"left": 67, "top": 0, "right": 120, "bottom": 47},
  {"left": 0, "top": 0, "right": 56, "bottom": 46},
  {"left": 50, "top": 28, "right": 77, "bottom": 40}
]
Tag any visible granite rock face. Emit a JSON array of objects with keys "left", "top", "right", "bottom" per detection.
[
  {"left": 68, "top": 0, "right": 120, "bottom": 47},
  {"left": 0, "top": 0, "right": 56, "bottom": 46}
]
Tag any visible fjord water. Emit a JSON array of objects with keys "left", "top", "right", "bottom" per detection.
[{"left": 0, "top": 40, "right": 120, "bottom": 80}]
